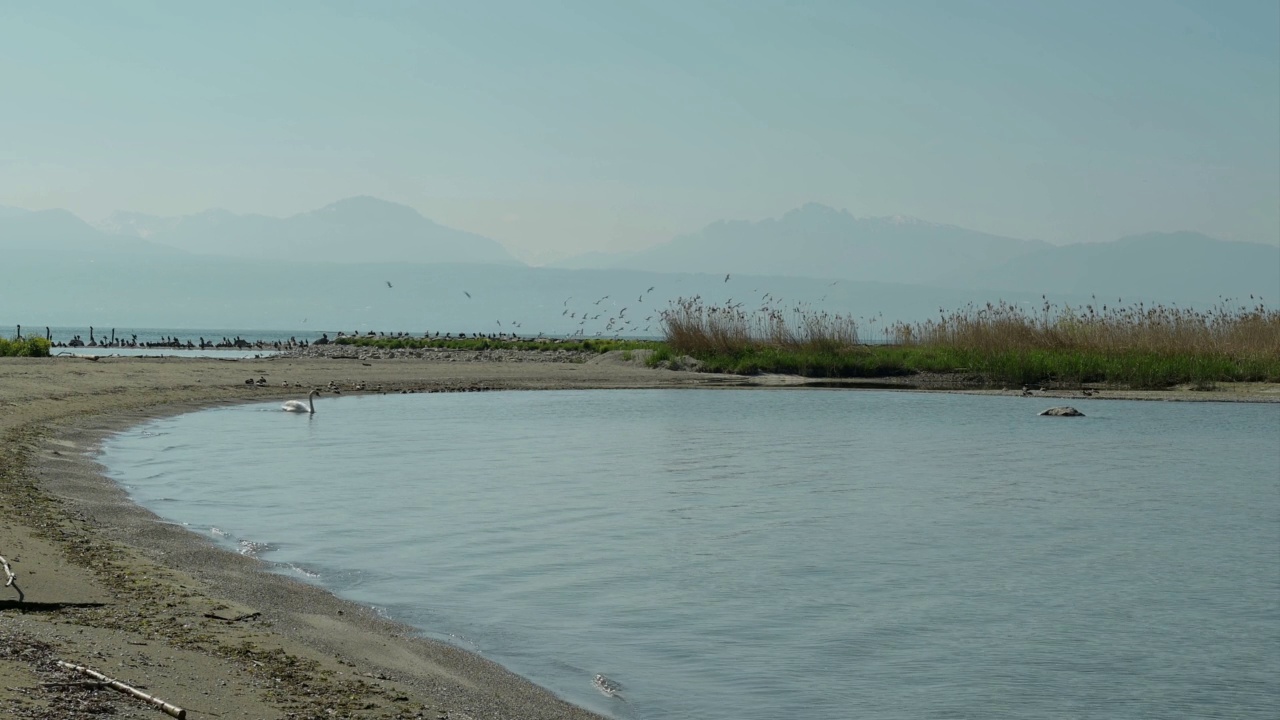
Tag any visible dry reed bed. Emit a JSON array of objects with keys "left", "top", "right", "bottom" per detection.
[{"left": 660, "top": 297, "right": 1280, "bottom": 387}]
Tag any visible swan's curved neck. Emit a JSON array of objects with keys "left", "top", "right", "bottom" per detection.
[{"left": 308, "top": 394, "right": 316, "bottom": 413}]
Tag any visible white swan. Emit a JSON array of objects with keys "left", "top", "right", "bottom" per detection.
[{"left": 282, "top": 389, "right": 320, "bottom": 414}]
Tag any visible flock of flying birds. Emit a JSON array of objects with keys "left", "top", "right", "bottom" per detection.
[
  {"left": 368, "top": 272, "right": 846, "bottom": 340},
  {"left": 374, "top": 278, "right": 682, "bottom": 338},
  {"left": 549, "top": 284, "right": 665, "bottom": 335}
]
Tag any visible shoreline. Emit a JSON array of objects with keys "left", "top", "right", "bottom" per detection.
[
  {"left": 2, "top": 355, "right": 741, "bottom": 719},
  {"left": 2, "top": 356, "right": 1277, "bottom": 718}
]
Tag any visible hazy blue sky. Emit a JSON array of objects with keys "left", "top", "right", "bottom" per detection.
[{"left": 2, "top": 0, "right": 1277, "bottom": 260}]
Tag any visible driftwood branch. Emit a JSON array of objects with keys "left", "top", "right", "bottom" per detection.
[
  {"left": 55, "top": 352, "right": 101, "bottom": 361},
  {"left": 56, "top": 661, "right": 187, "bottom": 719},
  {"left": 0, "top": 553, "right": 20, "bottom": 602},
  {"left": 1, "top": 553, "right": 14, "bottom": 587},
  {"left": 203, "top": 611, "right": 260, "bottom": 622}
]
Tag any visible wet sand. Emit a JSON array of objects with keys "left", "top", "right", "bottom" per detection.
[{"left": 1, "top": 355, "right": 1275, "bottom": 718}]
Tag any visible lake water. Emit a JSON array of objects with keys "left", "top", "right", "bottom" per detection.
[{"left": 100, "top": 389, "right": 1280, "bottom": 719}]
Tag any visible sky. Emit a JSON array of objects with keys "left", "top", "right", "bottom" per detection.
[{"left": 1, "top": 0, "right": 1277, "bottom": 261}]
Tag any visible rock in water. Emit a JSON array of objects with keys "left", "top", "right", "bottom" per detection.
[
  {"left": 593, "top": 673, "right": 623, "bottom": 697},
  {"left": 1039, "top": 406, "right": 1085, "bottom": 417}
]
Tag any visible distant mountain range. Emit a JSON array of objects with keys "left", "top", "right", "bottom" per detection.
[
  {"left": 0, "top": 207, "right": 185, "bottom": 256},
  {"left": 1, "top": 197, "right": 1276, "bottom": 332},
  {"left": 96, "top": 196, "right": 517, "bottom": 266},
  {"left": 554, "top": 203, "right": 1049, "bottom": 285},
  {"left": 551, "top": 203, "right": 1279, "bottom": 302},
  {"left": 550, "top": 203, "right": 1280, "bottom": 301},
  {"left": 949, "top": 231, "right": 1280, "bottom": 302}
]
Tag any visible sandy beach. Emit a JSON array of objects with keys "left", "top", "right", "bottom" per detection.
[{"left": 2, "top": 354, "right": 1276, "bottom": 719}]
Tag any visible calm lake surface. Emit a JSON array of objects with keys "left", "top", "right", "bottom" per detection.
[{"left": 100, "top": 389, "right": 1280, "bottom": 719}]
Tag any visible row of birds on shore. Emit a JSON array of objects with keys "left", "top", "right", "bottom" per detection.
[{"left": 14, "top": 325, "right": 316, "bottom": 350}]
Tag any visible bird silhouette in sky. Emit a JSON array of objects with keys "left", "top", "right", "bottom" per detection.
[
  {"left": 386, "top": 281, "right": 393, "bottom": 288},
  {"left": 463, "top": 291, "right": 471, "bottom": 298},
  {"left": 724, "top": 273, "right": 731, "bottom": 283}
]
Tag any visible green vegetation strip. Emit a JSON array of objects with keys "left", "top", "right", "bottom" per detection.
[
  {"left": 0, "top": 337, "right": 51, "bottom": 357},
  {"left": 687, "top": 345, "right": 1280, "bottom": 387}
]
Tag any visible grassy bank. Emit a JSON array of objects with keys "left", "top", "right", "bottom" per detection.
[
  {"left": 661, "top": 298, "right": 1280, "bottom": 388},
  {"left": 0, "top": 336, "right": 51, "bottom": 357},
  {"left": 335, "top": 335, "right": 662, "bottom": 354}
]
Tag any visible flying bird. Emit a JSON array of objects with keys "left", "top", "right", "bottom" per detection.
[
  {"left": 464, "top": 291, "right": 472, "bottom": 298},
  {"left": 386, "top": 281, "right": 393, "bottom": 288},
  {"left": 724, "top": 273, "right": 731, "bottom": 283}
]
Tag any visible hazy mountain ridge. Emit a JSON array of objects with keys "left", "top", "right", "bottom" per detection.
[
  {"left": 947, "top": 231, "right": 1280, "bottom": 301},
  {"left": 553, "top": 203, "right": 1051, "bottom": 284},
  {"left": 96, "top": 210, "right": 182, "bottom": 238},
  {"left": 97, "top": 196, "right": 518, "bottom": 266},
  {"left": 0, "top": 208, "right": 186, "bottom": 256},
  {"left": 552, "top": 204, "right": 1278, "bottom": 302}
]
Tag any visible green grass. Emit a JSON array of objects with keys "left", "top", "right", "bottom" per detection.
[
  {"left": 645, "top": 345, "right": 675, "bottom": 367},
  {"left": 335, "top": 336, "right": 663, "bottom": 354},
  {"left": 0, "top": 336, "right": 52, "bottom": 357}
]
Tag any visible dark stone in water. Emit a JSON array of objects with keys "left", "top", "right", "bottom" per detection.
[{"left": 1039, "top": 406, "right": 1085, "bottom": 417}]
